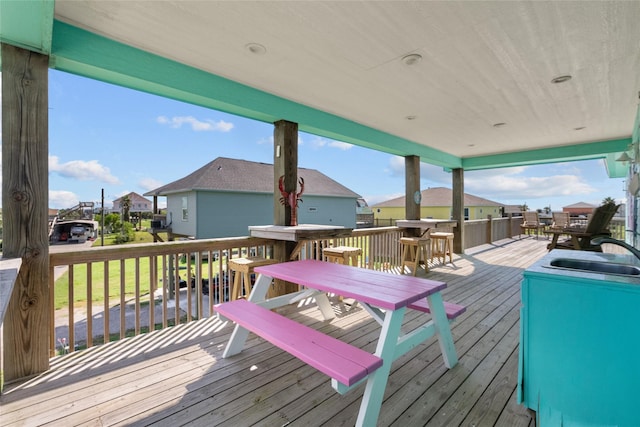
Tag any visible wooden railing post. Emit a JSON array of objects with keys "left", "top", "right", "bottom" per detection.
[
  {"left": 486, "top": 215, "right": 493, "bottom": 243},
  {"left": 507, "top": 213, "right": 513, "bottom": 238}
]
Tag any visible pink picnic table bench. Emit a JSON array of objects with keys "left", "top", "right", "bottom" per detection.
[{"left": 216, "top": 260, "right": 464, "bottom": 427}]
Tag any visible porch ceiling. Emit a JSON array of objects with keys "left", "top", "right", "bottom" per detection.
[{"left": 2, "top": 1, "right": 639, "bottom": 175}]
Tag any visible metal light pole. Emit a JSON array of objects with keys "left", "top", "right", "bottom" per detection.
[{"left": 101, "top": 188, "right": 105, "bottom": 246}]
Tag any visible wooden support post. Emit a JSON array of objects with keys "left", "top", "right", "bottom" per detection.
[
  {"left": 452, "top": 168, "right": 465, "bottom": 254},
  {"left": 272, "top": 120, "right": 299, "bottom": 295},
  {"left": 273, "top": 120, "right": 298, "bottom": 227},
  {"left": 1, "top": 44, "right": 50, "bottom": 383},
  {"left": 486, "top": 215, "right": 493, "bottom": 244},
  {"left": 405, "top": 155, "right": 421, "bottom": 237}
]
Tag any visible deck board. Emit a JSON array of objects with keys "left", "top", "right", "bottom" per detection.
[{"left": 0, "top": 237, "right": 548, "bottom": 426}]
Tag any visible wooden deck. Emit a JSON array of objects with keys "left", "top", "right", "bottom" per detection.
[{"left": 1, "top": 237, "right": 548, "bottom": 426}]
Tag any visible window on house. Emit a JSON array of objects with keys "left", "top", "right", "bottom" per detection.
[
  {"left": 182, "top": 196, "right": 188, "bottom": 221},
  {"left": 464, "top": 208, "right": 469, "bottom": 220}
]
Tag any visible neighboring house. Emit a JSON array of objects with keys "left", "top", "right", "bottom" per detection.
[
  {"left": 372, "top": 187, "right": 503, "bottom": 221},
  {"left": 503, "top": 205, "right": 524, "bottom": 217},
  {"left": 562, "top": 202, "right": 597, "bottom": 217},
  {"left": 144, "top": 157, "right": 361, "bottom": 239},
  {"left": 112, "top": 192, "right": 153, "bottom": 214}
]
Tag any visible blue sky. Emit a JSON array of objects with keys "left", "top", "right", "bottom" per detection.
[{"left": 1, "top": 69, "right": 627, "bottom": 211}]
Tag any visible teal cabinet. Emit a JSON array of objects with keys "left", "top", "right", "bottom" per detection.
[{"left": 518, "top": 250, "right": 640, "bottom": 426}]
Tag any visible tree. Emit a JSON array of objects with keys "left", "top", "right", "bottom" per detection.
[
  {"left": 602, "top": 196, "right": 617, "bottom": 207},
  {"left": 519, "top": 203, "right": 529, "bottom": 212},
  {"left": 114, "top": 222, "right": 135, "bottom": 244},
  {"left": 121, "top": 195, "right": 131, "bottom": 222},
  {"left": 95, "top": 213, "right": 121, "bottom": 233}
]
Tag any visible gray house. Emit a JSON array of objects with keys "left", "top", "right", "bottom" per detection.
[{"left": 145, "top": 157, "right": 361, "bottom": 238}]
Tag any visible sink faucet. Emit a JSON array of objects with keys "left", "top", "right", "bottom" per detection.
[{"left": 590, "top": 236, "right": 640, "bottom": 261}]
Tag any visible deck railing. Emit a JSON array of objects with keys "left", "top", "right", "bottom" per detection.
[
  {"left": 48, "top": 216, "right": 626, "bottom": 357},
  {"left": 49, "top": 237, "right": 274, "bottom": 356},
  {"left": 49, "top": 227, "right": 406, "bottom": 356}
]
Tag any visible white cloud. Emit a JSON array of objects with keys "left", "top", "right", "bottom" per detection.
[
  {"left": 49, "top": 156, "right": 120, "bottom": 184},
  {"left": 329, "top": 141, "right": 353, "bottom": 150},
  {"left": 258, "top": 136, "right": 274, "bottom": 145},
  {"left": 49, "top": 190, "right": 80, "bottom": 209},
  {"left": 156, "top": 115, "right": 234, "bottom": 132},
  {"left": 465, "top": 169, "right": 596, "bottom": 200},
  {"left": 365, "top": 192, "right": 404, "bottom": 206},
  {"left": 386, "top": 156, "right": 598, "bottom": 205},
  {"left": 138, "top": 177, "right": 163, "bottom": 192},
  {"left": 309, "top": 136, "right": 325, "bottom": 148},
  {"left": 307, "top": 136, "right": 352, "bottom": 150}
]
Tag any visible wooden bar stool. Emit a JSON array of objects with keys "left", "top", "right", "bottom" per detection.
[
  {"left": 323, "top": 246, "right": 362, "bottom": 266},
  {"left": 400, "top": 237, "right": 430, "bottom": 276},
  {"left": 430, "top": 232, "right": 454, "bottom": 265},
  {"left": 228, "top": 257, "right": 277, "bottom": 300}
]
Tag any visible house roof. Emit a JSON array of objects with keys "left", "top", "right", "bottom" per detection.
[
  {"left": 372, "top": 187, "right": 503, "bottom": 208},
  {"left": 113, "top": 192, "right": 151, "bottom": 204},
  {"left": 144, "top": 157, "right": 360, "bottom": 199},
  {"left": 563, "top": 201, "right": 598, "bottom": 209},
  {"left": 503, "top": 205, "right": 524, "bottom": 215}
]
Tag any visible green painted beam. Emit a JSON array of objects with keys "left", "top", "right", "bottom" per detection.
[
  {"left": 0, "top": 0, "right": 53, "bottom": 59},
  {"left": 462, "top": 138, "right": 631, "bottom": 171},
  {"left": 604, "top": 152, "right": 629, "bottom": 179},
  {"left": 50, "top": 21, "right": 460, "bottom": 168}
]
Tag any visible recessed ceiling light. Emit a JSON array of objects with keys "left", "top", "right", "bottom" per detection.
[
  {"left": 551, "top": 75, "right": 572, "bottom": 84},
  {"left": 492, "top": 122, "right": 507, "bottom": 128},
  {"left": 245, "top": 43, "right": 266, "bottom": 55},
  {"left": 401, "top": 54, "right": 422, "bottom": 66},
  {"left": 406, "top": 115, "right": 417, "bottom": 120},
  {"left": 574, "top": 126, "right": 586, "bottom": 131}
]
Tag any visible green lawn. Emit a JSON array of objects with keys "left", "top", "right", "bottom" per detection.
[
  {"left": 54, "top": 248, "right": 222, "bottom": 310},
  {"left": 94, "top": 226, "right": 166, "bottom": 246},
  {"left": 54, "top": 257, "right": 160, "bottom": 310}
]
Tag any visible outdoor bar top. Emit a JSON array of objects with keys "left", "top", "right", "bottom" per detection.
[{"left": 248, "top": 224, "right": 353, "bottom": 242}]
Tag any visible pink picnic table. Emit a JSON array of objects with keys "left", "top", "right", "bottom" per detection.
[{"left": 221, "top": 260, "right": 459, "bottom": 426}]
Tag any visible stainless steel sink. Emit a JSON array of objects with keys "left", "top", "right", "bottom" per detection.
[{"left": 546, "top": 258, "right": 640, "bottom": 276}]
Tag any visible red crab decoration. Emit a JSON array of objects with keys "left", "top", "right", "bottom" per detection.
[{"left": 278, "top": 175, "right": 304, "bottom": 226}]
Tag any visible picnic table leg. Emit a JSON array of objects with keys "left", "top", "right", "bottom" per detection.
[
  {"left": 356, "top": 307, "right": 406, "bottom": 427},
  {"left": 427, "top": 292, "right": 458, "bottom": 368},
  {"left": 222, "top": 273, "right": 273, "bottom": 357},
  {"left": 223, "top": 323, "right": 250, "bottom": 357},
  {"left": 247, "top": 273, "right": 274, "bottom": 303},
  {"left": 313, "top": 292, "right": 336, "bottom": 320}
]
